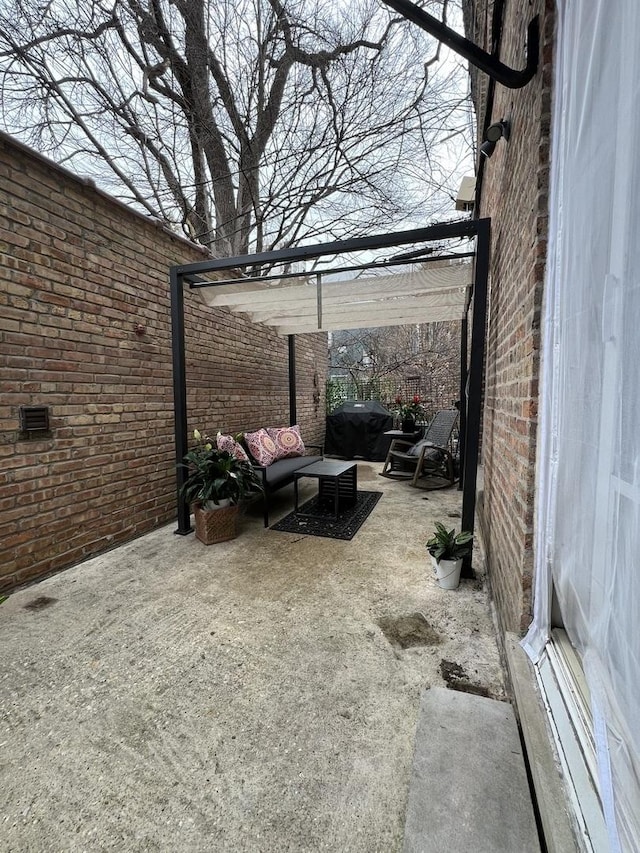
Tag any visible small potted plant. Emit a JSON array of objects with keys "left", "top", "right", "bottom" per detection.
[
  {"left": 395, "top": 395, "right": 424, "bottom": 432},
  {"left": 426, "top": 522, "right": 473, "bottom": 589},
  {"left": 180, "top": 430, "right": 263, "bottom": 544}
]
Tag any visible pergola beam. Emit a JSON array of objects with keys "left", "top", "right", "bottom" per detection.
[{"left": 175, "top": 221, "right": 479, "bottom": 278}]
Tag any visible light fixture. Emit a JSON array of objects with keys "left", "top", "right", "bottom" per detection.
[
  {"left": 455, "top": 175, "right": 476, "bottom": 211},
  {"left": 480, "top": 119, "right": 511, "bottom": 159}
]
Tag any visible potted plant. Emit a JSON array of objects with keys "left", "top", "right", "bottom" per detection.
[
  {"left": 426, "top": 522, "right": 473, "bottom": 589},
  {"left": 180, "top": 430, "right": 263, "bottom": 544},
  {"left": 395, "top": 395, "right": 424, "bottom": 432}
]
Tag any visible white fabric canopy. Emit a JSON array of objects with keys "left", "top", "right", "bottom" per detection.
[
  {"left": 197, "top": 258, "right": 472, "bottom": 334},
  {"left": 524, "top": 1, "right": 640, "bottom": 849}
]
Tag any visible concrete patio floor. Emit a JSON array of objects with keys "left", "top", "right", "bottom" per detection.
[{"left": 0, "top": 463, "right": 509, "bottom": 852}]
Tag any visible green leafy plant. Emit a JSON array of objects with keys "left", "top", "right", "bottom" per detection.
[
  {"left": 180, "top": 430, "right": 263, "bottom": 508},
  {"left": 426, "top": 522, "right": 473, "bottom": 563}
]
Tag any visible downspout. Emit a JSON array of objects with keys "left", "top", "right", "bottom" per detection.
[
  {"left": 382, "top": 0, "right": 537, "bottom": 89},
  {"left": 472, "top": 0, "right": 506, "bottom": 212}
]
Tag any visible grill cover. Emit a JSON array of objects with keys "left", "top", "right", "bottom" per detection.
[{"left": 325, "top": 400, "right": 394, "bottom": 461}]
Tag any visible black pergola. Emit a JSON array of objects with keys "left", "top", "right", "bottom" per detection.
[{"left": 170, "top": 217, "right": 490, "bottom": 576}]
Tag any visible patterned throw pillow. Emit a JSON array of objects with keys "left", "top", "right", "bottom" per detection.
[
  {"left": 244, "top": 428, "right": 278, "bottom": 466},
  {"left": 216, "top": 432, "right": 250, "bottom": 462},
  {"left": 267, "top": 425, "right": 305, "bottom": 460}
]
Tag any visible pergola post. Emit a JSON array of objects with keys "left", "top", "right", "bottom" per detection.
[
  {"left": 288, "top": 335, "right": 297, "bottom": 426},
  {"left": 461, "top": 218, "right": 490, "bottom": 575},
  {"left": 458, "top": 315, "right": 468, "bottom": 491},
  {"left": 171, "top": 267, "right": 192, "bottom": 535}
]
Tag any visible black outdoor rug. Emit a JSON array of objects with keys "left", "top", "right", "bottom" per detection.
[{"left": 271, "top": 490, "right": 383, "bottom": 540}]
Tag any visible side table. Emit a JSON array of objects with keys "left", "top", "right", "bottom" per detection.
[{"left": 293, "top": 460, "right": 358, "bottom": 520}]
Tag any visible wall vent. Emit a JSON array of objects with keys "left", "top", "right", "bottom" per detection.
[{"left": 19, "top": 406, "right": 50, "bottom": 432}]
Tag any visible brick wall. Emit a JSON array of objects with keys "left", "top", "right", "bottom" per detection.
[
  {"left": 465, "top": 0, "right": 554, "bottom": 632},
  {"left": 0, "top": 133, "right": 327, "bottom": 591}
]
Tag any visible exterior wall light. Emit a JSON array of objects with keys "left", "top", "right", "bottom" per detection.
[{"left": 480, "top": 120, "right": 511, "bottom": 159}]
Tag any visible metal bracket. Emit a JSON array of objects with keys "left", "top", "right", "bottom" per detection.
[{"left": 382, "top": 0, "right": 539, "bottom": 89}]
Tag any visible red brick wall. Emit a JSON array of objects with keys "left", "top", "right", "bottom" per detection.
[
  {"left": 0, "top": 134, "right": 327, "bottom": 591},
  {"left": 465, "top": 0, "right": 554, "bottom": 632}
]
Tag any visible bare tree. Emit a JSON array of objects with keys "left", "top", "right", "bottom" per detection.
[
  {"left": 329, "top": 321, "right": 460, "bottom": 408},
  {"left": 0, "top": 0, "right": 472, "bottom": 254}
]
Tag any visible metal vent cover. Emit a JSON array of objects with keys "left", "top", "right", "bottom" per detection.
[{"left": 19, "top": 406, "right": 50, "bottom": 432}]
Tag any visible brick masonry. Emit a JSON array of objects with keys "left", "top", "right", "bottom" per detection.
[
  {"left": 465, "top": 0, "right": 554, "bottom": 633},
  {"left": 0, "top": 134, "right": 327, "bottom": 591}
]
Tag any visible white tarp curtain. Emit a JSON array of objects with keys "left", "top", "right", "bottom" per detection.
[
  {"left": 523, "top": 0, "right": 640, "bottom": 849},
  {"left": 198, "top": 259, "right": 472, "bottom": 335}
]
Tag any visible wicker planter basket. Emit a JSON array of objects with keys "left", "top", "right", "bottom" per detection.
[{"left": 194, "top": 503, "right": 240, "bottom": 544}]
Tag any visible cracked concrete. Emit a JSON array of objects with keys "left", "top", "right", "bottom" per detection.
[{"left": 0, "top": 463, "right": 506, "bottom": 852}]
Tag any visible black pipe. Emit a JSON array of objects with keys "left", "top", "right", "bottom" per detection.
[{"left": 382, "top": 0, "right": 538, "bottom": 89}]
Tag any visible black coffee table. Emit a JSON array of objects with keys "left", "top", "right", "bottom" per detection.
[{"left": 293, "top": 460, "right": 358, "bottom": 520}]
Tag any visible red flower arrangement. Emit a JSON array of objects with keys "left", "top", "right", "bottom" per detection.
[{"left": 395, "top": 394, "right": 424, "bottom": 420}]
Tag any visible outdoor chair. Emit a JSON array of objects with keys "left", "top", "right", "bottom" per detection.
[{"left": 379, "top": 409, "right": 459, "bottom": 489}]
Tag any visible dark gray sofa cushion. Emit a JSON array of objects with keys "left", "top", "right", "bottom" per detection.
[{"left": 259, "top": 455, "right": 322, "bottom": 485}]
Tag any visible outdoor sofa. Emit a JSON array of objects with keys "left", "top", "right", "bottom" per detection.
[{"left": 236, "top": 426, "right": 323, "bottom": 526}]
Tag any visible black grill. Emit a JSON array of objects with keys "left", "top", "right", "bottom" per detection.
[{"left": 325, "top": 400, "right": 393, "bottom": 461}]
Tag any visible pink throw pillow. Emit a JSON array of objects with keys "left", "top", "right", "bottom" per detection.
[
  {"left": 216, "top": 432, "right": 250, "bottom": 462},
  {"left": 267, "top": 425, "right": 305, "bottom": 460},
  {"left": 244, "top": 429, "right": 278, "bottom": 466}
]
